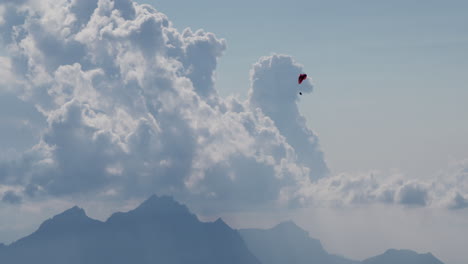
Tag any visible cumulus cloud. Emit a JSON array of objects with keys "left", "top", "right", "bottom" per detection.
[
  {"left": 249, "top": 55, "right": 328, "bottom": 179},
  {"left": 0, "top": 0, "right": 324, "bottom": 212}
]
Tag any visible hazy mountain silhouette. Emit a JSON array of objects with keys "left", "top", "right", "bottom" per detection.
[
  {"left": 239, "top": 221, "right": 359, "bottom": 264},
  {"left": 0, "top": 195, "right": 260, "bottom": 264},
  {"left": 0, "top": 195, "right": 445, "bottom": 264},
  {"left": 362, "top": 249, "right": 444, "bottom": 264},
  {"left": 240, "top": 221, "right": 445, "bottom": 264}
]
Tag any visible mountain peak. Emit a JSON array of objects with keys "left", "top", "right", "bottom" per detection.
[
  {"left": 62, "top": 205, "right": 86, "bottom": 216},
  {"left": 273, "top": 221, "right": 306, "bottom": 233},
  {"left": 36, "top": 205, "right": 94, "bottom": 233},
  {"left": 136, "top": 194, "right": 187, "bottom": 213},
  {"left": 49, "top": 205, "right": 88, "bottom": 222},
  {"left": 140, "top": 194, "right": 174, "bottom": 206},
  {"left": 363, "top": 248, "right": 444, "bottom": 264},
  {"left": 275, "top": 220, "right": 299, "bottom": 228},
  {"left": 214, "top": 217, "right": 231, "bottom": 229},
  {"left": 384, "top": 249, "right": 411, "bottom": 254},
  {"left": 107, "top": 194, "right": 194, "bottom": 224},
  {"left": 214, "top": 217, "right": 226, "bottom": 224}
]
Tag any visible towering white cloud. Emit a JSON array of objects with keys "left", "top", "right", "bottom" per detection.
[
  {"left": 0, "top": 0, "right": 325, "bottom": 212},
  {"left": 248, "top": 55, "right": 328, "bottom": 179}
]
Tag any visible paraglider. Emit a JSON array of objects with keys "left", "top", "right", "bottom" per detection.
[
  {"left": 298, "top": 73, "right": 307, "bottom": 84},
  {"left": 298, "top": 74, "right": 307, "bottom": 95}
]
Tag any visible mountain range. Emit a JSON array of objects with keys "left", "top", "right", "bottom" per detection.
[{"left": 0, "top": 195, "right": 445, "bottom": 264}]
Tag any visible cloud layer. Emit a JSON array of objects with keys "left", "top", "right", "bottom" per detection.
[{"left": 0, "top": 0, "right": 466, "bottom": 213}]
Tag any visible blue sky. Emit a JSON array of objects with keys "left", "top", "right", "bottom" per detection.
[
  {"left": 0, "top": 1, "right": 467, "bottom": 263},
  {"left": 138, "top": 0, "right": 468, "bottom": 177}
]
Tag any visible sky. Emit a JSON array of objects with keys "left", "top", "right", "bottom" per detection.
[
  {"left": 137, "top": 0, "right": 468, "bottom": 178},
  {"left": 0, "top": 0, "right": 467, "bottom": 263}
]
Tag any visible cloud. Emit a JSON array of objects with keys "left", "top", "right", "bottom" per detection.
[
  {"left": 293, "top": 159, "right": 468, "bottom": 210},
  {"left": 447, "top": 192, "right": 468, "bottom": 210},
  {"left": 395, "top": 182, "right": 429, "bottom": 207},
  {"left": 438, "top": 160, "right": 468, "bottom": 210},
  {"left": 0, "top": 0, "right": 466, "bottom": 214},
  {"left": 1, "top": 190, "right": 22, "bottom": 204},
  {"left": 248, "top": 55, "right": 328, "bottom": 179},
  {"left": 0, "top": 0, "right": 323, "bottom": 212}
]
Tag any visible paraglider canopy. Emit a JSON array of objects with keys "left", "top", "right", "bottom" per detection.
[
  {"left": 298, "top": 74, "right": 308, "bottom": 95},
  {"left": 298, "top": 74, "right": 307, "bottom": 84}
]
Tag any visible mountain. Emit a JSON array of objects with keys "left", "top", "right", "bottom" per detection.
[
  {"left": 362, "top": 249, "right": 444, "bottom": 264},
  {"left": 0, "top": 195, "right": 260, "bottom": 264},
  {"left": 240, "top": 222, "right": 445, "bottom": 264},
  {"left": 239, "top": 221, "right": 359, "bottom": 264}
]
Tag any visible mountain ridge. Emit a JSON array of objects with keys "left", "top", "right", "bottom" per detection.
[{"left": 0, "top": 195, "right": 445, "bottom": 264}]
